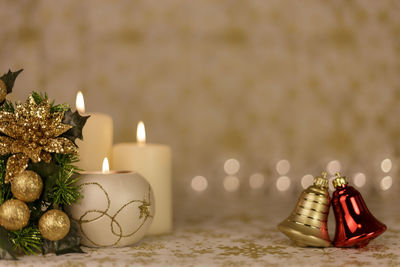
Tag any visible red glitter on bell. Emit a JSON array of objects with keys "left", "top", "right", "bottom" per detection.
[{"left": 331, "top": 173, "right": 387, "bottom": 248}]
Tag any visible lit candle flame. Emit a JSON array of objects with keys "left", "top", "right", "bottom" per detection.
[
  {"left": 137, "top": 121, "right": 146, "bottom": 145},
  {"left": 76, "top": 91, "right": 85, "bottom": 114},
  {"left": 102, "top": 157, "right": 110, "bottom": 173}
]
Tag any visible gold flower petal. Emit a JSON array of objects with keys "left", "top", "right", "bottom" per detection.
[
  {"left": 0, "top": 122, "right": 18, "bottom": 138},
  {"left": 43, "top": 137, "right": 77, "bottom": 154},
  {"left": 0, "top": 112, "right": 15, "bottom": 121},
  {"left": 0, "top": 136, "right": 12, "bottom": 155},
  {"left": 1, "top": 93, "right": 77, "bottom": 181},
  {"left": 51, "top": 112, "right": 64, "bottom": 125},
  {"left": 50, "top": 121, "right": 72, "bottom": 137},
  {"left": 5, "top": 153, "right": 29, "bottom": 183},
  {"left": 11, "top": 140, "right": 42, "bottom": 163},
  {"left": 14, "top": 103, "right": 26, "bottom": 119},
  {"left": 0, "top": 112, "right": 17, "bottom": 138}
]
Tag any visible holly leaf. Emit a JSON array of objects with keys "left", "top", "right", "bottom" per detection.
[
  {"left": 0, "top": 69, "right": 23, "bottom": 94},
  {"left": 61, "top": 109, "right": 90, "bottom": 145},
  {"left": 42, "top": 221, "right": 84, "bottom": 255},
  {"left": 0, "top": 227, "right": 17, "bottom": 260}
]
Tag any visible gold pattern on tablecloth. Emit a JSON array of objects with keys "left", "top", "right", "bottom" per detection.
[{"left": 3, "top": 210, "right": 400, "bottom": 266}]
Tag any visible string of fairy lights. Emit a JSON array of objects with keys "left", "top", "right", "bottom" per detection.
[{"left": 190, "top": 158, "right": 395, "bottom": 193}]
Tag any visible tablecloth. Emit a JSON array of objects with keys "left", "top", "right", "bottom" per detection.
[{"left": 2, "top": 195, "right": 400, "bottom": 267}]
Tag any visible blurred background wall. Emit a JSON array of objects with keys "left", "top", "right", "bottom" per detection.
[{"left": 0, "top": 0, "right": 399, "bottom": 202}]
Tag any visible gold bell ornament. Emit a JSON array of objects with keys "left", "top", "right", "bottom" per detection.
[{"left": 278, "top": 172, "right": 331, "bottom": 247}]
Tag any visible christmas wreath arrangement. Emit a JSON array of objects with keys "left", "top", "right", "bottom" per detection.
[{"left": 0, "top": 69, "right": 89, "bottom": 259}]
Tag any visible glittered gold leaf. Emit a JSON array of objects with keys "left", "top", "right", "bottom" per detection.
[
  {"left": 43, "top": 137, "right": 77, "bottom": 154},
  {"left": 0, "top": 92, "right": 78, "bottom": 182},
  {"left": 0, "top": 136, "right": 12, "bottom": 155}
]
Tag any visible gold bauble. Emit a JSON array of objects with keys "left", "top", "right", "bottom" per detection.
[
  {"left": 39, "top": 210, "right": 70, "bottom": 241},
  {"left": 0, "top": 199, "right": 30, "bottom": 231},
  {"left": 11, "top": 170, "right": 43, "bottom": 202},
  {"left": 0, "top": 80, "right": 6, "bottom": 102}
]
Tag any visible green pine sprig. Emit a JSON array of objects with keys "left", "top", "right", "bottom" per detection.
[
  {"left": 50, "top": 170, "right": 81, "bottom": 207},
  {"left": 0, "top": 100, "right": 14, "bottom": 113},
  {"left": 31, "top": 91, "right": 70, "bottom": 113},
  {"left": 54, "top": 153, "right": 80, "bottom": 173},
  {"left": 8, "top": 226, "right": 42, "bottom": 255},
  {"left": 0, "top": 156, "right": 11, "bottom": 206},
  {"left": 46, "top": 154, "right": 81, "bottom": 207}
]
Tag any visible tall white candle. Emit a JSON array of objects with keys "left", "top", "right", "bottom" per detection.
[
  {"left": 111, "top": 121, "right": 172, "bottom": 235},
  {"left": 75, "top": 91, "right": 113, "bottom": 171}
]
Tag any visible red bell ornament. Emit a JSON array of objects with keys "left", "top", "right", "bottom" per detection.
[{"left": 331, "top": 173, "right": 386, "bottom": 248}]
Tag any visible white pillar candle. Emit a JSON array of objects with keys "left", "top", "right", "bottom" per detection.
[
  {"left": 75, "top": 91, "right": 113, "bottom": 171},
  {"left": 112, "top": 121, "right": 172, "bottom": 235}
]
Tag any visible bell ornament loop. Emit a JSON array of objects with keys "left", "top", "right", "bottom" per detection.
[{"left": 332, "top": 172, "right": 348, "bottom": 188}]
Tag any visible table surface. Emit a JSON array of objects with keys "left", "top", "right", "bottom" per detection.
[{"left": 2, "top": 195, "right": 400, "bottom": 267}]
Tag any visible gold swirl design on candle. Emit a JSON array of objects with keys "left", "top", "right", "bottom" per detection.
[{"left": 71, "top": 182, "right": 152, "bottom": 247}]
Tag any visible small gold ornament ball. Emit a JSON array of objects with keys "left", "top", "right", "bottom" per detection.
[
  {"left": 0, "top": 199, "right": 30, "bottom": 231},
  {"left": 0, "top": 80, "right": 6, "bottom": 102},
  {"left": 39, "top": 210, "right": 70, "bottom": 241},
  {"left": 11, "top": 170, "right": 43, "bottom": 202}
]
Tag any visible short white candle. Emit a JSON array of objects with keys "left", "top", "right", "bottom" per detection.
[
  {"left": 68, "top": 157, "right": 155, "bottom": 247},
  {"left": 112, "top": 121, "right": 172, "bottom": 235},
  {"left": 75, "top": 91, "right": 113, "bottom": 171}
]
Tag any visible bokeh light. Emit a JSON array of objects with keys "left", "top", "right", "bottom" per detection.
[
  {"left": 249, "top": 173, "right": 265, "bottom": 189},
  {"left": 223, "top": 175, "right": 240, "bottom": 192},
  {"left": 276, "top": 176, "right": 291, "bottom": 191},
  {"left": 301, "top": 174, "right": 314, "bottom": 189},
  {"left": 276, "top": 159, "right": 290, "bottom": 175},
  {"left": 224, "top": 158, "right": 240, "bottom": 175},
  {"left": 327, "top": 160, "right": 341, "bottom": 175},
  {"left": 380, "top": 176, "right": 393, "bottom": 191},
  {"left": 381, "top": 158, "right": 392, "bottom": 173},
  {"left": 353, "top": 173, "right": 366, "bottom": 188},
  {"left": 191, "top": 176, "right": 208, "bottom": 192}
]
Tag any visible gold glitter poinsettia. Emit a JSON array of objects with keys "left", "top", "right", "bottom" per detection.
[{"left": 0, "top": 94, "right": 77, "bottom": 183}]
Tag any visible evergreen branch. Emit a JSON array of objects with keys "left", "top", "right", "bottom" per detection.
[
  {"left": 31, "top": 91, "right": 48, "bottom": 104},
  {"left": 55, "top": 154, "right": 81, "bottom": 173},
  {"left": 50, "top": 154, "right": 81, "bottom": 206},
  {"left": 0, "top": 184, "right": 11, "bottom": 206},
  {"left": 50, "top": 102, "right": 70, "bottom": 113},
  {"left": 8, "top": 226, "right": 42, "bottom": 255},
  {"left": 50, "top": 169, "right": 81, "bottom": 206},
  {"left": 0, "top": 227, "right": 16, "bottom": 260},
  {"left": 0, "top": 156, "right": 11, "bottom": 205},
  {"left": 0, "top": 100, "right": 14, "bottom": 113},
  {"left": 31, "top": 91, "right": 70, "bottom": 113}
]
